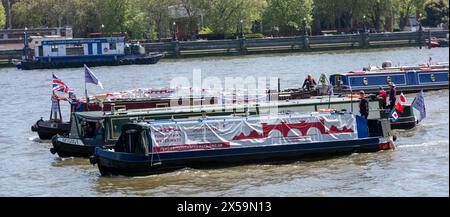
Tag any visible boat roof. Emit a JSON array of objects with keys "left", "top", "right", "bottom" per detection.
[
  {"left": 73, "top": 96, "right": 364, "bottom": 119},
  {"left": 331, "top": 63, "right": 449, "bottom": 76},
  {"left": 132, "top": 112, "right": 351, "bottom": 128}
]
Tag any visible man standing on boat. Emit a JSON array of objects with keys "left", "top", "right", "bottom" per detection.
[
  {"left": 377, "top": 86, "right": 388, "bottom": 109},
  {"left": 359, "top": 91, "right": 369, "bottom": 120},
  {"left": 389, "top": 82, "right": 397, "bottom": 110},
  {"left": 302, "top": 74, "right": 317, "bottom": 91}
]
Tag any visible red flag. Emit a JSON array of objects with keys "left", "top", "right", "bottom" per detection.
[
  {"left": 395, "top": 101, "right": 404, "bottom": 113},
  {"left": 399, "top": 93, "right": 407, "bottom": 104}
]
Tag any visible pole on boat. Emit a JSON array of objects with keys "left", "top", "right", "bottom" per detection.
[
  {"left": 57, "top": 99, "right": 62, "bottom": 122},
  {"left": 350, "top": 86, "right": 354, "bottom": 113},
  {"left": 84, "top": 80, "right": 89, "bottom": 111}
]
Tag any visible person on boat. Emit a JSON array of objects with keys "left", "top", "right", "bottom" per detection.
[
  {"left": 359, "top": 90, "right": 369, "bottom": 120},
  {"left": 302, "top": 74, "right": 317, "bottom": 91},
  {"left": 83, "top": 123, "right": 95, "bottom": 139},
  {"left": 388, "top": 82, "right": 397, "bottom": 110},
  {"left": 377, "top": 86, "right": 388, "bottom": 109},
  {"left": 95, "top": 122, "right": 104, "bottom": 140}
]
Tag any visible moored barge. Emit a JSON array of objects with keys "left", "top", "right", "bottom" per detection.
[
  {"left": 17, "top": 36, "right": 163, "bottom": 70},
  {"left": 330, "top": 62, "right": 449, "bottom": 94}
]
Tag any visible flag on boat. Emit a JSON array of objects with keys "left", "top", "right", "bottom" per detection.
[
  {"left": 84, "top": 64, "right": 103, "bottom": 89},
  {"left": 394, "top": 92, "right": 405, "bottom": 113},
  {"left": 395, "top": 101, "right": 404, "bottom": 113},
  {"left": 390, "top": 109, "right": 399, "bottom": 122},
  {"left": 52, "top": 73, "right": 69, "bottom": 93},
  {"left": 412, "top": 90, "right": 426, "bottom": 122},
  {"left": 399, "top": 92, "right": 407, "bottom": 104}
]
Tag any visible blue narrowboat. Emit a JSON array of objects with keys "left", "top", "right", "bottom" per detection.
[
  {"left": 17, "top": 36, "right": 163, "bottom": 70},
  {"left": 90, "top": 112, "right": 395, "bottom": 176},
  {"left": 330, "top": 62, "right": 449, "bottom": 94}
]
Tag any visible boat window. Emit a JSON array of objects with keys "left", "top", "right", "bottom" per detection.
[
  {"left": 109, "top": 43, "right": 117, "bottom": 50},
  {"left": 363, "top": 77, "right": 368, "bottom": 85},
  {"left": 335, "top": 76, "right": 342, "bottom": 87},
  {"left": 66, "top": 44, "right": 84, "bottom": 56},
  {"left": 81, "top": 120, "right": 104, "bottom": 140},
  {"left": 431, "top": 73, "right": 436, "bottom": 82},
  {"left": 115, "top": 128, "right": 148, "bottom": 155},
  {"left": 51, "top": 45, "right": 58, "bottom": 53},
  {"left": 38, "top": 46, "right": 44, "bottom": 57},
  {"left": 156, "top": 103, "right": 169, "bottom": 108},
  {"left": 386, "top": 76, "right": 392, "bottom": 84}
]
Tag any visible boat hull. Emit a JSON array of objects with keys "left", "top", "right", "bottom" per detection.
[
  {"left": 51, "top": 136, "right": 114, "bottom": 158},
  {"left": 18, "top": 54, "right": 163, "bottom": 70},
  {"left": 336, "top": 83, "right": 449, "bottom": 94},
  {"left": 31, "top": 120, "right": 71, "bottom": 140},
  {"left": 92, "top": 138, "right": 393, "bottom": 177}
]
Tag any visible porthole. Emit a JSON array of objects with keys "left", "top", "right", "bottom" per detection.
[
  {"left": 386, "top": 76, "right": 392, "bottom": 84},
  {"left": 363, "top": 77, "right": 368, "bottom": 85},
  {"left": 431, "top": 73, "right": 436, "bottom": 82}
]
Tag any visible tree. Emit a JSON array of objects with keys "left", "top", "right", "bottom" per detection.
[
  {"left": 313, "top": 0, "right": 366, "bottom": 32},
  {"left": 365, "top": 0, "right": 395, "bottom": 32},
  {"left": 202, "top": 0, "right": 266, "bottom": 35},
  {"left": 1, "top": 0, "right": 18, "bottom": 29},
  {"left": 101, "top": 0, "right": 130, "bottom": 35},
  {"left": 0, "top": 3, "right": 5, "bottom": 28},
  {"left": 263, "top": 0, "right": 313, "bottom": 35},
  {"left": 423, "top": 0, "right": 449, "bottom": 26}
]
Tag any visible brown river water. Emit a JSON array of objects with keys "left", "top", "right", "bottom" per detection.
[{"left": 0, "top": 47, "right": 448, "bottom": 196}]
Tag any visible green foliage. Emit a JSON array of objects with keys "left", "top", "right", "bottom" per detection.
[
  {"left": 263, "top": 0, "right": 313, "bottom": 34},
  {"left": 201, "top": 0, "right": 266, "bottom": 34},
  {"left": 245, "top": 33, "right": 264, "bottom": 39},
  {"left": 8, "top": 0, "right": 447, "bottom": 38},
  {"left": 423, "top": 0, "right": 449, "bottom": 26},
  {"left": 199, "top": 27, "right": 213, "bottom": 35},
  {"left": 0, "top": 3, "right": 5, "bottom": 28}
]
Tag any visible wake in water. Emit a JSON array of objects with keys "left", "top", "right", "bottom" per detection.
[{"left": 396, "top": 140, "right": 449, "bottom": 149}]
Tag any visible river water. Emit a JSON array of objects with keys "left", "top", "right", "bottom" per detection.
[{"left": 0, "top": 47, "right": 448, "bottom": 196}]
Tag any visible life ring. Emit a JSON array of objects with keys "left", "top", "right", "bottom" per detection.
[
  {"left": 319, "top": 108, "right": 335, "bottom": 113},
  {"left": 104, "top": 47, "right": 109, "bottom": 53},
  {"left": 346, "top": 94, "right": 362, "bottom": 98}
]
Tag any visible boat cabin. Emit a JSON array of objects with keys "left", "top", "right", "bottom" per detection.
[
  {"left": 330, "top": 62, "right": 449, "bottom": 93},
  {"left": 26, "top": 36, "right": 126, "bottom": 60}
]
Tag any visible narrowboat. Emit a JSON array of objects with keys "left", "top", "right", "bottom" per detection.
[
  {"left": 330, "top": 62, "right": 449, "bottom": 94},
  {"left": 51, "top": 96, "right": 391, "bottom": 158},
  {"left": 89, "top": 112, "right": 395, "bottom": 176},
  {"left": 31, "top": 118, "right": 71, "bottom": 140},
  {"left": 16, "top": 36, "right": 163, "bottom": 70}
]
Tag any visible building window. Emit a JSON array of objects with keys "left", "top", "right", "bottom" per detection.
[
  {"left": 109, "top": 43, "right": 117, "bottom": 50},
  {"left": 51, "top": 45, "right": 59, "bottom": 53}
]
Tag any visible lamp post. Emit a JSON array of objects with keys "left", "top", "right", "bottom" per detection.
[
  {"left": 101, "top": 24, "right": 104, "bottom": 36},
  {"left": 303, "top": 17, "right": 308, "bottom": 36},
  {"left": 239, "top": 20, "right": 244, "bottom": 39},
  {"left": 418, "top": 13, "right": 423, "bottom": 32},
  {"left": 363, "top": 15, "right": 367, "bottom": 33},
  {"left": 172, "top": 22, "right": 178, "bottom": 41}
]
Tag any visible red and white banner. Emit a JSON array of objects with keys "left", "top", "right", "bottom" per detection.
[{"left": 150, "top": 113, "right": 357, "bottom": 153}]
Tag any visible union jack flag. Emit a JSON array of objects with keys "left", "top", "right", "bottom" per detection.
[{"left": 52, "top": 73, "right": 69, "bottom": 93}]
